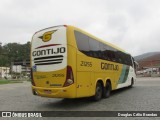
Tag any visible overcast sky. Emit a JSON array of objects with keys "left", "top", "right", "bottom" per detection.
[{"left": 0, "top": 0, "right": 160, "bottom": 56}]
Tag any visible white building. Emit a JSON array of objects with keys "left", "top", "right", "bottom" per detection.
[
  {"left": 12, "top": 65, "right": 30, "bottom": 74},
  {"left": 0, "top": 67, "right": 10, "bottom": 78},
  {"left": 12, "top": 65, "right": 22, "bottom": 73}
]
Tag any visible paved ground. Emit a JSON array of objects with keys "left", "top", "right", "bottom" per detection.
[{"left": 0, "top": 77, "right": 160, "bottom": 120}]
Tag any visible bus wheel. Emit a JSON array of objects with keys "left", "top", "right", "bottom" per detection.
[
  {"left": 103, "top": 81, "right": 111, "bottom": 98},
  {"left": 93, "top": 82, "right": 103, "bottom": 101},
  {"left": 130, "top": 78, "right": 134, "bottom": 88}
]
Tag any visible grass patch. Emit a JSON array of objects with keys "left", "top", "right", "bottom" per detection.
[{"left": 0, "top": 79, "right": 23, "bottom": 85}]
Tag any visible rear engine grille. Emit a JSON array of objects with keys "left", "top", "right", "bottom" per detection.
[{"left": 34, "top": 55, "right": 63, "bottom": 65}]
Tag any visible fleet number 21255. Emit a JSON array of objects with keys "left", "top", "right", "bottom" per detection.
[{"left": 80, "top": 61, "right": 92, "bottom": 67}]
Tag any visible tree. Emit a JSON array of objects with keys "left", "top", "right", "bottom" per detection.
[{"left": 0, "top": 42, "right": 30, "bottom": 66}]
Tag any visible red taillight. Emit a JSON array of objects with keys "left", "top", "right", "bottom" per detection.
[
  {"left": 63, "top": 66, "right": 74, "bottom": 87},
  {"left": 31, "top": 69, "right": 36, "bottom": 86}
]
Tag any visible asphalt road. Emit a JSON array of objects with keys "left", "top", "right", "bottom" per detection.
[{"left": 0, "top": 77, "right": 160, "bottom": 120}]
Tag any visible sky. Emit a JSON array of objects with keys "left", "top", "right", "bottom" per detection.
[{"left": 0, "top": 0, "right": 160, "bottom": 56}]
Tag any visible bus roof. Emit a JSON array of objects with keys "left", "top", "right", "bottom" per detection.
[
  {"left": 68, "top": 25, "right": 128, "bottom": 54},
  {"left": 34, "top": 25, "right": 129, "bottom": 54}
]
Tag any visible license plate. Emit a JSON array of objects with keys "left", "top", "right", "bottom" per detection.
[{"left": 44, "top": 90, "right": 52, "bottom": 94}]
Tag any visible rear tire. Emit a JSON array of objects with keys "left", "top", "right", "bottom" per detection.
[
  {"left": 93, "top": 82, "right": 103, "bottom": 101},
  {"left": 129, "top": 78, "right": 134, "bottom": 88},
  {"left": 103, "top": 81, "right": 111, "bottom": 98}
]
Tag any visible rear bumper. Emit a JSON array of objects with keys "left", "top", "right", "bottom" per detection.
[{"left": 32, "top": 85, "right": 76, "bottom": 98}]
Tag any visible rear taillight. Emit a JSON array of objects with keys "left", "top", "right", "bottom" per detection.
[
  {"left": 31, "top": 69, "right": 36, "bottom": 86},
  {"left": 63, "top": 66, "right": 74, "bottom": 87}
]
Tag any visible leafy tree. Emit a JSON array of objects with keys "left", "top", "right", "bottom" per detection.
[{"left": 0, "top": 42, "right": 30, "bottom": 66}]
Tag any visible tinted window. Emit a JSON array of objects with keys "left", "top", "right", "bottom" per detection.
[
  {"left": 117, "top": 51, "right": 125, "bottom": 64},
  {"left": 108, "top": 46, "right": 116, "bottom": 61},
  {"left": 99, "top": 42, "right": 117, "bottom": 61},
  {"left": 99, "top": 43, "right": 108, "bottom": 60},
  {"left": 126, "top": 54, "right": 132, "bottom": 66},
  {"left": 74, "top": 30, "right": 132, "bottom": 66},
  {"left": 74, "top": 31, "right": 90, "bottom": 55},
  {"left": 115, "top": 51, "right": 122, "bottom": 63},
  {"left": 89, "top": 37, "right": 100, "bottom": 58}
]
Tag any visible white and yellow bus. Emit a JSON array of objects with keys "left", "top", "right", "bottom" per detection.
[{"left": 31, "top": 25, "right": 136, "bottom": 101}]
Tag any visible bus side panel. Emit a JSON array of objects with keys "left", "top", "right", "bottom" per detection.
[
  {"left": 116, "top": 65, "right": 135, "bottom": 89},
  {"left": 113, "top": 63, "right": 123, "bottom": 89},
  {"left": 66, "top": 45, "right": 77, "bottom": 97},
  {"left": 76, "top": 53, "right": 94, "bottom": 97},
  {"left": 66, "top": 26, "right": 77, "bottom": 98},
  {"left": 76, "top": 72, "right": 92, "bottom": 97},
  {"left": 90, "top": 59, "right": 111, "bottom": 91},
  {"left": 94, "top": 59, "right": 123, "bottom": 91}
]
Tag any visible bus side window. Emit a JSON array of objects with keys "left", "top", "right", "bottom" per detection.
[
  {"left": 89, "top": 37, "right": 100, "bottom": 59},
  {"left": 74, "top": 31, "right": 90, "bottom": 56},
  {"left": 99, "top": 43, "right": 109, "bottom": 60},
  {"left": 115, "top": 51, "right": 121, "bottom": 63}
]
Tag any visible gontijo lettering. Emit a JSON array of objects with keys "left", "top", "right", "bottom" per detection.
[
  {"left": 32, "top": 47, "right": 66, "bottom": 57},
  {"left": 101, "top": 62, "right": 119, "bottom": 71}
]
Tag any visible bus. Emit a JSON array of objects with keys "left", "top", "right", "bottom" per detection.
[{"left": 31, "top": 25, "right": 136, "bottom": 101}]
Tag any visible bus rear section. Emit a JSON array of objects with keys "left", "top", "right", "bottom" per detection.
[{"left": 31, "top": 25, "right": 76, "bottom": 98}]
